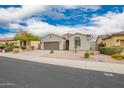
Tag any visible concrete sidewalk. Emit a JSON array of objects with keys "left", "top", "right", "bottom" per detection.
[{"left": 0, "top": 52, "right": 124, "bottom": 74}]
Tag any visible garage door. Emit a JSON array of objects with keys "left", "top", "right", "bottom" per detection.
[
  {"left": 44, "top": 42, "right": 59, "bottom": 50},
  {"left": 120, "top": 40, "right": 124, "bottom": 46}
]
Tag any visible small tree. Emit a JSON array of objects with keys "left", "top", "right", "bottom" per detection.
[
  {"left": 13, "top": 31, "right": 40, "bottom": 49},
  {"left": 13, "top": 31, "right": 40, "bottom": 41}
]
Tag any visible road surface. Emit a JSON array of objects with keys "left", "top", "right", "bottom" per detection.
[{"left": 0, "top": 56, "right": 124, "bottom": 88}]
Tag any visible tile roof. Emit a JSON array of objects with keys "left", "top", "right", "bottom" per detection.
[
  {"left": 98, "top": 35, "right": 109, "bottom": 39},
  {"left": 112, "top": 31, "right": 124, "bottom": 36}
]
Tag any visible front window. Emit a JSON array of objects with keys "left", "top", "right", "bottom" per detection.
[{"left": 75, "top": 37, "right": 81, "bottom": 47}]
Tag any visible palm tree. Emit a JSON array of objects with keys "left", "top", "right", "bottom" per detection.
[{"left": 13, "top": 31, "right": 40, "bottom": 49}]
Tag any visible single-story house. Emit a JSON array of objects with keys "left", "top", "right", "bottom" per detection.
[
  {"left": 96, "top": 31, "right": 124, "bottom": 50},
  {"left": 0, "top": 39, "right": 40, "bottom": 50},
  {"left": 103, "top": 31, "right": 124, "bottom": 47},
  {"left": 41, "top": 33, "right": 92, "bottom": 50},
  {"left": 0, "top": 39, "right": 18, "bottom": 45},
  {"left": 16, "top": 40, "right": 41, "bottom": 50}
]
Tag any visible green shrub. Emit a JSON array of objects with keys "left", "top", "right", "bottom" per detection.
[
  {"left": 111, "top": 54, "right": 124, "bottom": 60},
  {"left": 21, "top": 46, "right": 26, "bottom": 50},
  {"left": 113, "top": 46, "right": 124, "bottom": 50},
  {"left": 4, "top": 47, "right": 13, "bottom": 52},
  {"left": 3, "top": 42, "right": 15, "bottom": 52},
  {"left": 50, "top": 50, "right": 54, "bottom": 54},
  {"left": 84, "top": 51, "right": 90, "bottom": 58},
  {"left": 14, "top": 46, "right": 19, "bottom": 48},
  {"left": 99, "top": 47, "right": 123, "bottom": 55},
  {"left": 90, "top": 51, "right": 94, "bottom": 55}
]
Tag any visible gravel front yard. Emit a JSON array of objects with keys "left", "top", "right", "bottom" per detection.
[{"left": 44, "top": 51, "right": 124, "bottom": 64}]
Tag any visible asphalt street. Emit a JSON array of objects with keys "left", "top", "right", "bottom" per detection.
[{"left": 0, "top": 56, "right": 124, "bottom": 88}]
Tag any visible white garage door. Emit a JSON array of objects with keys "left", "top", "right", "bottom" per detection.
[{"left": 44, "top": 42, "right": 59, "bottom": 50}]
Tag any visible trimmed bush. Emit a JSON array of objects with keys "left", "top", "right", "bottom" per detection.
[
  {"left": 4, "top": 47, "right": 13, "bottom": 52},
  {"left": 2, "top": 42, "right": 15, "bottom": 52},
  {"left": 84, "top": 51, "right": 90, "bottom": 58},
  {"left": 21, "top": 46, "right": 26, "bottom": 50},
  {"left": 50, "top": 50, "right": 54, "bottom": 54},
  {"left": 99, "top": 47, "right": 123, "bottom": 55},
  {"left": 111, "top": 54, "right": 124, "bottom": 60},
  {"left": 14, "top": 46, "right": 19, "bottom": 48},
  {"left": 90, "top": 51, "right": 94, "bottom": 55}
]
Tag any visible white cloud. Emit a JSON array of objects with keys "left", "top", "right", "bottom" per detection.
[
  {"left": 15, "top": 18, "right": 93, "bottom": 36},
  {"left": 91, "top": 11, "right": 124, "bottom": 35},
  {"left": 0, "top": 5, "right": 124, "bottom": 40},
  {"left": 62, "top": 5, "right": 101, "bottom": 11},
  {"left": 21, "top": 11, "right": 124, "bottom": 38},
  {"left": 0, "top": 5, "right": 46, "bottom": 19},
  {"left": 0, "top": 33, "right": 15, "bottom": 39},
  {"left": 6, "top": 10, "right": 124, "bottom": 40},
  {"left": 0, "top": 5, "right": 100, "bottom": 24},
  {"left": 0, "top": 5, "right": 46, "bottom": 27}
]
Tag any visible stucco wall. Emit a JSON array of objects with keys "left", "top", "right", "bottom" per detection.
[
  {"left": 0, "top": 40, "right": 20, "bottom": 46},
  {"left": 0, "top": 41, "right": 6, "bottom": 44},
  {"left": 96, "top": 38, "right": 103, "bottom": 44},
  {"left": 103, "top": 35, "right": 124, "bottom": 47},
  {"left": 69, "top": 34, "right": 91, "bottom": 50},
  {"left": 41, "top": 34, "right": 65, "bottom": 50},
  {"left": 104, "top": 38, "right": 112, "bottom": 47},
  {"left": 63, "top": 33, "right": 72, "bottom": 39},
  {"left": 30, "top": 41, "right": 40, "bottom": 49}
]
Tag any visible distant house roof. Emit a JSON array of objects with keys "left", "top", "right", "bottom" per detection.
[
  {"left": 103, "top": 31, "right": 124, "bottom": 40},
  {"left": 41, "top": 33, "right": 66, "bottom": 39},
  {"left": 96, "top": 31, "right": 124, "bottom": 42},
  {"left": 98, "top": 35, "right": 109, "bottom": 39},
  {"left": 96, "top": 35, "right": 109, "bottom": 42},
  {"left": 0, "top": 39, "right": 15, "bottom": 42},
  {"left": 112, "top": 31, "right": 124, "bottom": 36},
  {"left": 69, "top": 33, "right": 92, "bottom": 37},
  {"left": 0, "top": 40, "right": 6, "bottom": 42},
  {"left": 63, "top": 33, "right": 72, "bottom": 36},
  {"left": 41, "top": 33, "right": 91, "bottom": 40}
]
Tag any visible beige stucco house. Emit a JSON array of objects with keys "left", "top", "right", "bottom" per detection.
[
  {"left": 16, "top": 40, "right": 40, "bottom": 50},
  {"left": 0, "top": 39, "right": 18, "bottom": 45},
  {"left": 41, "top": 33, "right": 92, "bottom": 50},
  {"left": 0, "top": 39, "right": 40, "bottom": 50},
  {"left": 96, "top": 31, "right": 124, "bottom": 50},
  {"left": 103, "top": 31, "right": 124, "bottom": 47}
]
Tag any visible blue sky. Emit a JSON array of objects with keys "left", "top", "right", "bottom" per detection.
[{"left": 0, "top": 5, "right": 124, "bottom": 39}]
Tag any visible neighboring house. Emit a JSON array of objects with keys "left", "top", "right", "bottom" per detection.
[
  {"left": 96, "top": 35, "right": 109, "bottom": 50},
  {"left": 0, "top": 40, "right": 7, "bottom": 44},
  {"left": 13, "top": 31, "right": 41, "bottom": 50},
  {"left": 0, "top": 39, "right": 40, "bottom": 50},
  {"left": 17, "top": 40, "right": 41, "bottom": 50},
  {"left": 0, "top": 39, "right": 18, "bottom": 45},
  {"left": 41, "top": 33, "right": 92, "bottom": 50},
  {"left": 96, "top": 31, "right": 124, "bottom": 50},
  {"left": 103, "top": 31, "right": 124, "bottom": 47}
]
